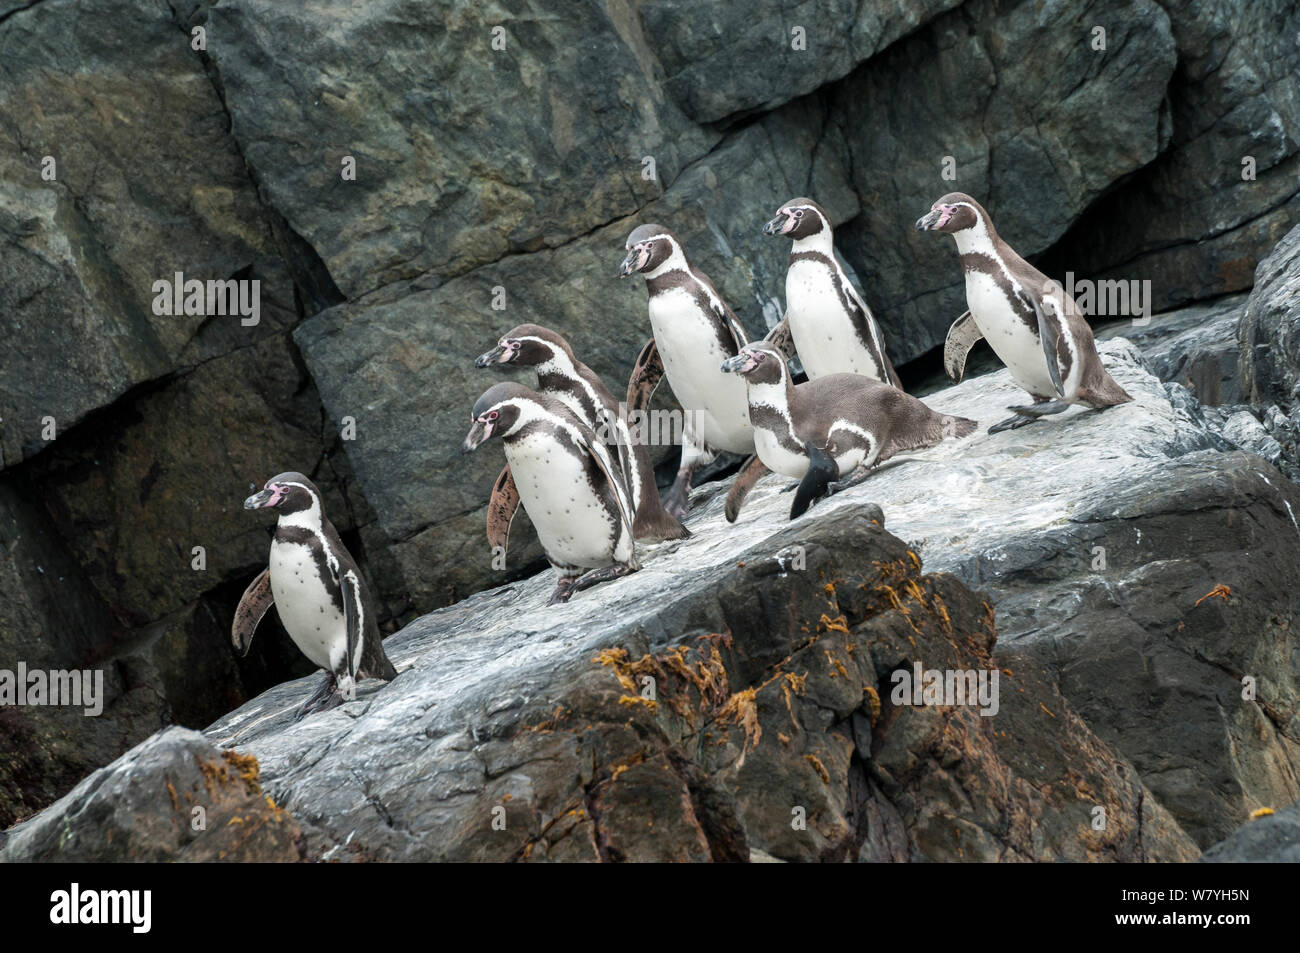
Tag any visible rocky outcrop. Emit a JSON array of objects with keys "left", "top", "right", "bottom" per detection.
[
  {"left": 0, "top": 727, "right": 303, "bottom": 862},
  {"left": 832, "top": 0, "right": 1178, "bottom": 360},
  {"left": 1042, "top": 0, "right": 1300, "bottom": 314},
  {"left": 1201, "top": 803, "right": 1300, "bottom": 863},
  {"left": 3, "top": 0, "right": 1299, "bottom": 837},
  {"left": 1239, "top": 223, "right": 1300, "bottom": 408},
  {"left": 7, "top": 342, "right": 1297, "bottom": 861}
]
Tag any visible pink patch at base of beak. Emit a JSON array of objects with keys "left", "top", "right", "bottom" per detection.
[{"left": 936, "top": 206, "right": 955, "bottom": 229}]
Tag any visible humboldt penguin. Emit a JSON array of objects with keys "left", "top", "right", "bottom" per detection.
[
  {"left": 720, "top": 343, "right": 976, "bottom": 519},
  {"left": 618, "top": 224, "right": 761, "bottom": 518},
  {"left": 235, "top": 472, "right": 397, "bottom": 718},
  {"left": 915, "top": 192, "right": 1133, "bottom": 433},
  {"left": 462, "top": 382, "right": 639, "bottom": 605},
  {"left": 762, "top": 197, "right": 901, "bottom": 387},
  {"left": 475, "top": 323, "right": 687, "bottom": 560}
]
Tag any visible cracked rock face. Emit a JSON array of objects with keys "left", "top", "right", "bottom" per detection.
[{"left": 9, "top": 342, "right": 1294, "bottom": 861}]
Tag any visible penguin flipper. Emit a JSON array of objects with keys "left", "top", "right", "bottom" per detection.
[
  {"left": 1028, "top": 295, "right": 1065, "bottom": 398},
  {"left": 762, "top": 316, "right": 797, "bottom": 362},
  {"left": 339, "top": 567, "right": 365, "bottom": 689},
  {"left": 790, "top": 444, "right": 839, "bottom": 519},
  {"left": 626, "top": 338, "right": 664, "bottom": 416},
  {"left": 725, "top": 454, "right": 770, "bottom": 523},
  {"left": 582, "top": 431, "right": 638, "bottom": 546},
  {"left": 487, "top": 465, "right": 521, "bottom": 559},
  {"left": 232, "top": 568, "right": 274, "bottom": 657},
  {"left": 943, "top": 311, "right": 982, "bottom": 383}
]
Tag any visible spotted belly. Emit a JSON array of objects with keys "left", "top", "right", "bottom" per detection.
[
  {"left": 964, "top": 271, "right": 1058, "bottom": 398},
  {"left": 649, "top": 291, "right": 753, "bottom": 454},
  {"left": 786, "top": 261, "right": 885, "bottom": 382},
  {"left": 505, "top": 433, "right": 631, "bottom": 570},
  {"left": 268, "top": 540, "right": 346, "bottom": 672}
]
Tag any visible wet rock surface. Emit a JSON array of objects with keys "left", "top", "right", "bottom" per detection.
[{"left": 9, "top": 343, "right": 1296, "bottom": 860}]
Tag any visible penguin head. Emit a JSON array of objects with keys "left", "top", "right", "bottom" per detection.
[
  {"left": 243, "top": 472, "right": 320, "bottom": 514},
  {"left": 619, "top": 225, "right": 679, "bottom": 277},
  {"left": 720, "top": 343, "right": 786, "bottom": 385},
  {"left": 915, "top": 193, "right": 986, "bottom": 234},
  {"left": 463, "top": 382, "right": 533, "bottom": 452},
  {"left": 763, "top": 198, "right": 830, "bottom": 241},
  {"left": 475, "top": 324, "right": 570, "bottom": 369}
]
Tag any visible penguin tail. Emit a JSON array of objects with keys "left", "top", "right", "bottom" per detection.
[
  {"left": 637, "top": 506, "right": 691, "bottom": 542},
  {"left": 943, "top": 414, "right": 979, "bottom": 439}
]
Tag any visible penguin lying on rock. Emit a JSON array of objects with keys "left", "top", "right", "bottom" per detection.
[
  {"left": 720, "top": 343, "right": 977, "bottom": 520},
  {"left": 762, "top": 196, "right": 902, "bottom": 387},
  {"left": 475, "top": 323, "right": 688, "bottom": 552},
  {"left": 463, "top": 382, "right": 640, "bottom": 605},
  {"left": 916, "top": 192, "right": 1132, "bottom": 433},
  {"left": 235, "top": 472, "right": 397, "bottom": 719}
]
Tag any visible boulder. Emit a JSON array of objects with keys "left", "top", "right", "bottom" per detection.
[
  {"left": 1042, "top": 0, "right": 1300, "bottom": 314},
  {"left": 1097, "top": 293, "right": 1247, "bottom": 407},
  {"left": 638, "top": 0, "right": 962, "bottom": 123},
  {"left": 1239, "top": 222, "right": 1300, "bottom": 408},
  {"left": 1200, "top": 803, "right": 1300, "bottom": 863},
  {"left": 0, "top": 0, "right": 306, "bottom": 470},
  {"left": 204, "top": 0, "right": 715, "bottom": 299},
  {"left": 0, "top": 727, "right": 304, "bottom": 862},
  {"left": 830, "top": 0, "right": 1178, "bottom": 361}
]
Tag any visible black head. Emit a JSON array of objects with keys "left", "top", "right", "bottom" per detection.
[
  {"left": 915, "top": 192, "right": 990, "bottom": 235},
  {"left": 619, "top": 225, "right": 680, "bottom": 277},
  {"left": 462, "top": 382, "right": 535, "bottom": 452},
  {"left": 720, "top": 342, "right": 787, "bottom": 386},
  {"left": 475, "top": 323, "right": 571, "bottom": 369},
  {"left": 243, "top": 471, "right": 321, "bottom": 516},
  {"left": 763, "top": 197, "right": 831, "bottom": 240}
]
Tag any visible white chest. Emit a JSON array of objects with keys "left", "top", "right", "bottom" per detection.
[
  {"left": 753, "top": 423, "right": 811, "bottom": 479},
  {"left": 505, "top": 433, "right": 629, "bottom": 569},
  {"left": 648, "top": 290, "right": 752, "bottom": 453},
  {"left": 964, "top": 271, "right": 1056, "bottom": 396},
  {"left": 785, "top": 260, "right": 883, "bottom": 381},
  {"left": 268, "top": 538, "right": 346, "bottom": 671}
]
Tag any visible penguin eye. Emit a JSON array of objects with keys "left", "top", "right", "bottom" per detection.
[
  {"left": 507, "top": 340, "right": 520, "bottom": 350},
  {"left": 488, "top": 410, "right": 499, "bottom": 421},
  {"left": 792, "top": 209, "right": 803, "bottom": 219}
]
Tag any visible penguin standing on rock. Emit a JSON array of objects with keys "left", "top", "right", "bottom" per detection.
[
  {"left": 235, "top": 472, "right": 397, "bottom": 719},
  {"left": 763, "top": 197, "right": 901, "bottom": 387},
  {"left": 475, "top": 323, "right": 688, "bottom": 553},
  {"left": 619, "top": 224, "right": 764, "bottom": 519},
  {"left": 916, "top": 192, "right": 1133, "bottom": 433},
  {"left": 463, "top": 382, "right": 640, "bottom": 605},
  {"left": 721, "top": 342, "right": 976, "bottom": 520}
]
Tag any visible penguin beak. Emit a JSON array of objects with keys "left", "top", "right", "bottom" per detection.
[
  {"left": 617, "top": 249, "right": 638, "bottom": 278},
  {"left": 475, "top": 345, "right": 509, "bottom": 368},
  {"left": 243, "top": 488, "right": 276, "bottom": 509},
  {"left": 462, "top": 419, "right": 492, "bottom": 453},
  {"left": 915, "top": 208, "right": 943, "bottom": 231},
  {"left": 720, "top": 353, "right": 753, "bottom": 375},
  {"left": 762, "top": 214, "right": 787, "bottom": 236}
]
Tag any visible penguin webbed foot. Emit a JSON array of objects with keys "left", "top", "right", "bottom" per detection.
[
  {"left": 295, "top": 673, "right": 343, "bottom": 721},
  {"left": 662, "top": 467, "right": 693, "bottom": 520},
  {"left": 988, "top": 413, "right": 1040, "bottom": 434},
  {"left": 827, "top": 466, "right": 872, "bottom": 497},
  {"left": 1008, "top": 399, "right": 1072, "bottom": 419},
  {"left": 548, "top": 575, "right": 579, "bottom": 606}
]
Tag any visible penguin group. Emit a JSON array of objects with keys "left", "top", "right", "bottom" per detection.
[{"left": 235, "top": 191, "right": 1133, "bottom": 717}]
